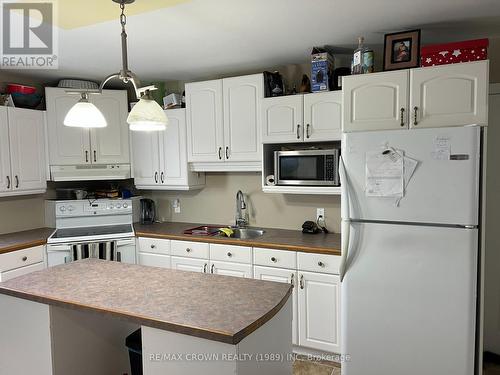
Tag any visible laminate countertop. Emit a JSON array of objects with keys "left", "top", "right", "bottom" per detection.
[
  {"left": 0, "top": 259, "right": 292, "bottom": 344},
  {"left": 0, "top": 228, "right": 55, "bottom": 255},
  {"left": 134, "top": 222, "right": 341, "bottom": 255}
]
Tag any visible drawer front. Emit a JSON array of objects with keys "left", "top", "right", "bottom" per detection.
[
  {"left": 297, "top": 252, "right": 340, "bottom": 275},
  {"left": 139, "top": 253, "right": 171, "bottom": 269},
  {"left": 0, "top": 245, "right": 45, "bottom": 272},
  {"left": 171, "top": 240, "right": 209, "bottom": 259},
  {"left": 254, "top": 247, "right": 297, "bottom": 269},
  {"left": 138, "top": 237, "right": 171, "bottom": 255},
  {"left": 210, "top": 244, "right": 252, "bottom": 264},
  {"left": 0, "top": 262, "right": 45, "bottom": 282}
]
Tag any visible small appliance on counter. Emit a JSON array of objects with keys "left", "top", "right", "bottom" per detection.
[{"left": 140, "top": 198, "right": 156, "bottom": 225}]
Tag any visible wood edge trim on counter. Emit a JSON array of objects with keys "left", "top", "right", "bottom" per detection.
[
  {"left": 0, "top": 239, "right": 48, "bottom": 255},
  {"left": 134, "top": 231, "right": 341, "bottom": 256},
  {"left": 0, "top": 285, "right": 293, "bottom": 345}
]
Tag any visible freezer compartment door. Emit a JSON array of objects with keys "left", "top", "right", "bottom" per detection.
[
  {"left": 341, "top": 222, "right": 477, "bottom": 375},
  {"left": 341, "top": 126, "right": 480, "bottom": 226}
]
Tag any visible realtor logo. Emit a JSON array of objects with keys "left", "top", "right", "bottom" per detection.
[{"left": 1, "top": 1, "right": 58, "bottom": 69}]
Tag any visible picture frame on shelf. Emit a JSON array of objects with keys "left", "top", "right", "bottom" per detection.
[{"left": 383, "top": 29, "right": 421, "bottom": 71}]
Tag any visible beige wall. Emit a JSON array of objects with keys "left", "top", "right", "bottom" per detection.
[
  {"left": 151, "top": 173, "right": 341, "bottom": 232},
  {"left": 0, "top": 195, "right": 47, "bottom": 234}
]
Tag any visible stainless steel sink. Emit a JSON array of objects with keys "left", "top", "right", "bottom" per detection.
[{"left": 230, "top": 228, "right": 265, "bottom": 239}]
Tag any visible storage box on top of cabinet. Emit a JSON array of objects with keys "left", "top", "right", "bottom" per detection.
[
  {"left": 185, "top": 74, "right": 263, "bottom": 172},
  {"left": 342, "top": 60, "right": 488, "bottom": 132}
]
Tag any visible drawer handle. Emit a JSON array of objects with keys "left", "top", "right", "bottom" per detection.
[
  {"left": 300, "top": 274, "right": 304, "bottom": 289},
  {"left": 318, "top": 261, "right": 325, "bottom": 267},
  {"left": 22, "top": 256, "right": 28, "bottom": 262},
  {"left": 150, "top": 244, "right": 156, "bottom": 249},
  {"left": 186, "top": 248, "right": 192, "bottom": 253},
  {"left": 227, "top": 252, "right": 232, "bottom": 257},
  {"left": 271, "top": 257, "right": 277, "bottom": 263}
]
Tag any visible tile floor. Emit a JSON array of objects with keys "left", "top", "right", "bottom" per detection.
[{"left": 293, "top": 357, "right": 341, "bottom": 375}]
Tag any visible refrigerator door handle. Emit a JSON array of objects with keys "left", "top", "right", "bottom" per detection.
[{"left": 339, "top": 155, "right": 351, "bottom": 282}]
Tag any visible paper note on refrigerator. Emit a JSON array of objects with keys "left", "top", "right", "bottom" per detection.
[{"left": 365, "top": 148, "right": 404, "bottom": 197}]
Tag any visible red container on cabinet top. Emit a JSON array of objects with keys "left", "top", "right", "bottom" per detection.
[{"left": 420, "top": 38, "right": 488, "bottom": 67}]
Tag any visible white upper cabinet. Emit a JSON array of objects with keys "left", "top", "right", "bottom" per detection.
[
  {"left": 0, "top": 107, "right": 46, "bottom": 196},
  {"left": 0, "top": 108, "right": 11, "bottom": 193},
  {"left": 223, "top": 74, "right": 263, "bottom": 162},
  {"left": 46, "top": 87, "right": 129, "bottom": 165},
  {"left": 303, "top": 91, "right": 342, "bottom": 141},
  {"left": 186, "top": 74, "right": 263, "bottom": 171},
  {"left": 343, "top": 70, "right": 409, "bottom": 132},
  {"left": 89, "top": 92, "right": 129, "bottom": 164},
  {"left": 262, "top": 95, "right": 304, "bottom": 143},
  {"left": 409, "top": 60, "right": 488, "bottom": 129},
  {"left": 131, "top": 109, "right": 205, "bottom": 190},
  {"left": 186, "top": 79, "right": 224, "bottom": 163}
]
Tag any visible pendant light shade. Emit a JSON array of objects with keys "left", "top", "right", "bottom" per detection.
[
  {"left": 64, "top": 93, "right": 107, "bottom": 128},
  {"left": 127, "top": 92, "right": 168, "bottom": 131}
]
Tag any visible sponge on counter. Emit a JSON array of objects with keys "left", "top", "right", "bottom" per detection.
[{"left": 218, "top": 228, "right": 234, "bottom": 237}]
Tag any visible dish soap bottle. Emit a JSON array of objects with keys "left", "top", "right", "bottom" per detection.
[{"left": 352, "top": 36, "right": 365, "bottom": 75}]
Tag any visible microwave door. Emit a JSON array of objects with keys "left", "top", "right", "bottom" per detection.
[{"left": 276, "top": 154, "right": 334, "bottom": 186}]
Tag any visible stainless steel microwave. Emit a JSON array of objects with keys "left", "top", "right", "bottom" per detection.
[{"left": 274, "top": 149, "right": 340, "bottom": 186}]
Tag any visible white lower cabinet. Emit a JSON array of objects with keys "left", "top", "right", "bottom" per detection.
[
  {"left": 298, "top": 271, "right": 340, "bottom": 353},
  {"left": 0, "top": 245, "right": 46, "bottom": 282},
  {"left": 171, "top": 256, "right": 208, "bottom": 273},
  {"left": 254, "top": 265, "right": 298, "bottom": 345},
  {"left": 210, "top": 260, "right": 253, "bottom": 278}
]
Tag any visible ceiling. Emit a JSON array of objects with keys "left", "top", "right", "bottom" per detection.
[{"left": 9, "top": 0, "right": 500, "bottom": 82}]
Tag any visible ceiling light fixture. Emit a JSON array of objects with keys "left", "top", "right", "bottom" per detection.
[{"left": 64, "top": 0, "right": 168, "bottom": 131}]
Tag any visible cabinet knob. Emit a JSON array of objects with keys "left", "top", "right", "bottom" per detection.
[
  {"left": 271, "top": 257, "right": 277, "bottom": 263},
  {"left": 186, "top": 248, "right": 192, "bottom": 253},
  {"left": 22, "top": 256, "right": 28, "bottom": 262},
  {"left": 318, "top": 261, "right": 325, "bottom": 267},
  {"left": 227, "top": 252, "right": 232, "bottom": 257},
  {"left": 150, "top": 244, "right": 156, "bottom": 249}
]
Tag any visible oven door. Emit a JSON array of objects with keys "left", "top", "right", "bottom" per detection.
[{"left": 275, "top": 150, "right": 338, "bottom": 186}]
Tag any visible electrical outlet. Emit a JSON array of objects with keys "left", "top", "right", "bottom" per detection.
[
  {"left": 316, "top": 208, "right": 325, "bottom": 222},
  {"left": 173, "top": 198, "right": 181, "bottom": 214}
]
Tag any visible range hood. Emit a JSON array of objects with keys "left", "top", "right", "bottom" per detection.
[{"left": 50, "top": 164, "right": 131, "bottom": 182}]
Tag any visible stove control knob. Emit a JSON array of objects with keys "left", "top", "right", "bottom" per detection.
[
  {"left": 109, "top": 204, "right": 114, "bottom": 209},
  {"left": 68, "top": 205, "right": 75, "bottom": 212},
  {"left": 59, "top": 206, "right": 66, "bottom": 212},
  {"left": 123, "top": 203, "right": 129, "bottom": 208}
]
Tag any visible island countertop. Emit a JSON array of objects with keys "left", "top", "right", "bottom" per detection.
[{"left": 0, "top": 259, "right": 292, "bottom": 345}]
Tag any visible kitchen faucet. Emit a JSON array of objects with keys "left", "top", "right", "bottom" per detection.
[{"left": 235, "top": 190, "right": 248, "bottom": 227}]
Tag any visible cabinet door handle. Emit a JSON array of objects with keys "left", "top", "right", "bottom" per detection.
[
  {"left": 296, "top": 124, "right": 301, "bottom": 139},
  {"left": 203, "top": 263, "right": 207, "bottom": 273},
  {"left": 211, "top": 264, "right": 215, "bottom": 274},
  {"left": 160, "top": 172, "right": 165, "bottom": 184},
  {"left": 154, "top": 172, "right": 158, "bottom": 183},
  {"left": 291, "top": 273, "right": 295, "bottom": 288},
  {"left": 299, "top": 274, "right": 304, "bottom": 289},
  {"left": 15, "top": 175, "right": 19, "bottom": 188},
  {"left": 400, "top": 107, "right": 405, "bottom": 127},
  {"left": 93, "top": 150, "right": 97, "bottom": 162},
  {"left": 306, "top": 124, "right": 310, "bottom": 138},
  {"left": 413, "top": 106, "right": 419, "bottom": 126},
  {"left": 225, "top": 146, "right": 229, "bottom": 160},
  {"left": 218, "top": 147, "right": 222, "bottom": 160},
  {"left": 85, "top": 151, "right": 89, "bottom": 163},
  {"left": 6, "top": 176, "right": 10, "bottom": 189}
]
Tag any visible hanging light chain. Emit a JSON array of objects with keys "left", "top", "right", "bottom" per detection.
[{"left": 120, "top": 1, "right": 127, "bottom": 32}]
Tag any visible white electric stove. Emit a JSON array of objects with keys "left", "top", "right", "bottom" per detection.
[{"left": 45, "top": 198, "right": 140, "bottom": 267}]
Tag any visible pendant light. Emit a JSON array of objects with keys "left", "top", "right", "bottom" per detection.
[
  {"left": 64, "top": 92, "right": 107, "bottom": 128},
  {"left": 64, "top": 0, "right": 167, "bottom": 131}
]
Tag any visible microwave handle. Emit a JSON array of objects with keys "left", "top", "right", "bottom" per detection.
[{"left": 274, "top": 151, "right": 280, "bottom": 184}]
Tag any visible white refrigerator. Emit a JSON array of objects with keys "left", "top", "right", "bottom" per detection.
[{"left": 340, "top": 126, "right": 481, "bottom": 375}]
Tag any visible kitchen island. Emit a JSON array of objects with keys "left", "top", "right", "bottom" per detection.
[{"left": 0, "top": 259, "right": 293, "bottom": 375}]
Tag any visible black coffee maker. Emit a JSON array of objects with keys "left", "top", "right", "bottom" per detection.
[{"left": 140, "top": 198, "right": 156, "bottom": 224}]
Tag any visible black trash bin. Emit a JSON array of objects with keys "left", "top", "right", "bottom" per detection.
[{"left": 126, "top": 329, "right": 143, "bottom": 375}]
